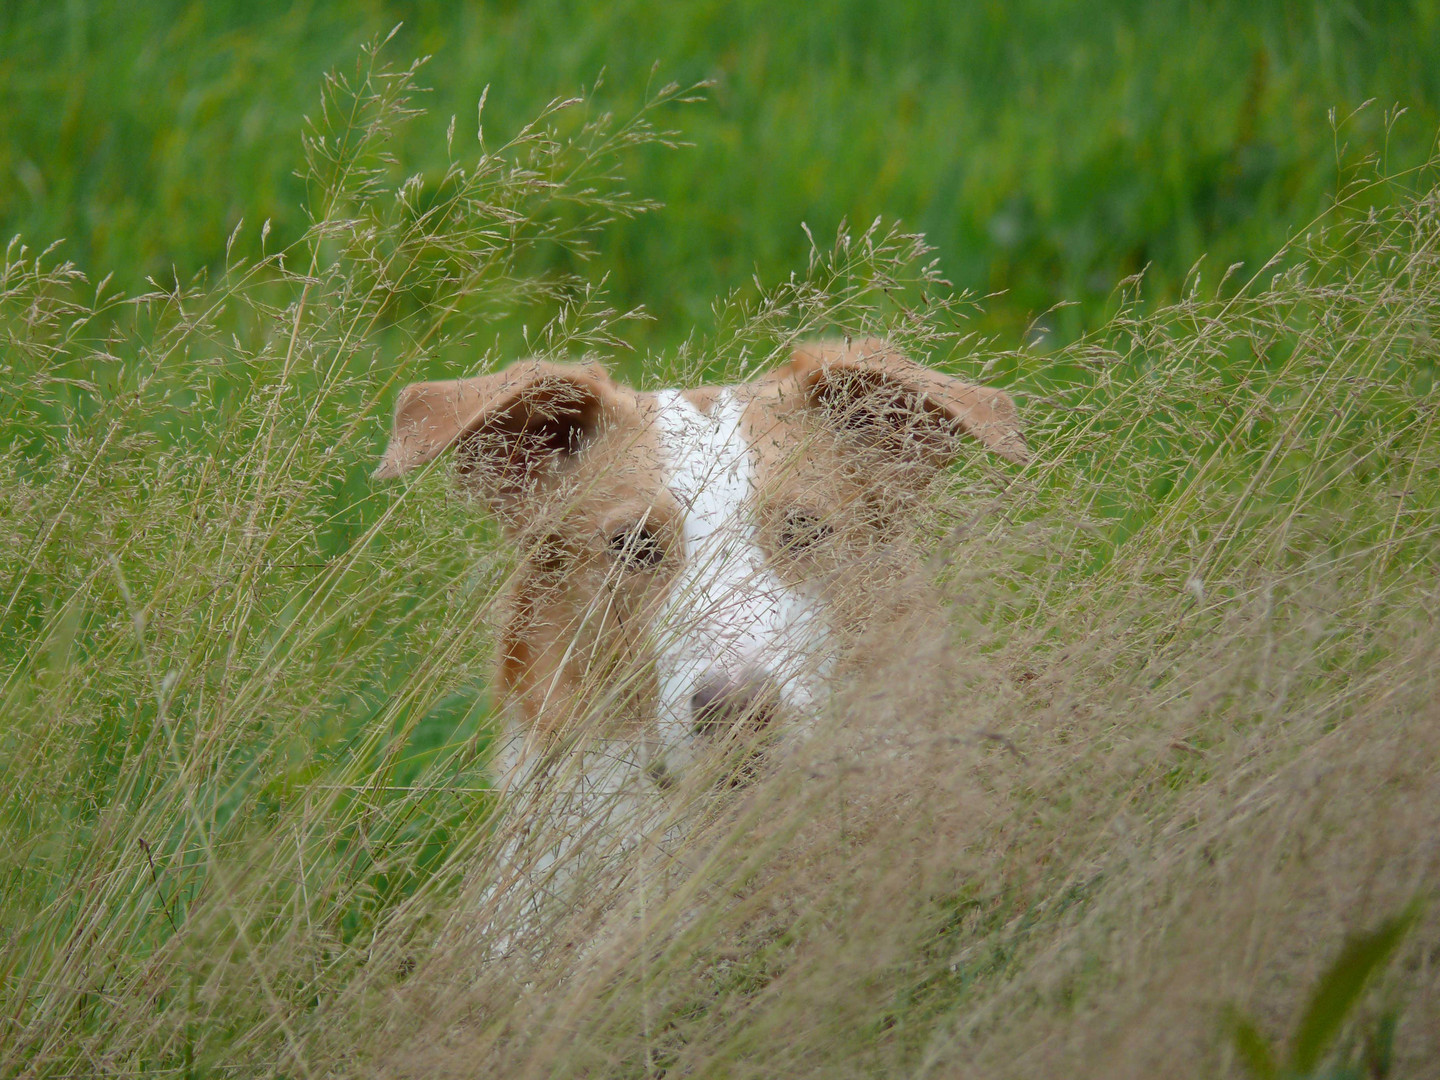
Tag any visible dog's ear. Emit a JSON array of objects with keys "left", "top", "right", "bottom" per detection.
[
  {"left": 374, "top": 359, "right": 616, "bottom": 500},
  {"left": 766, "top": 338, "right": 1029, "bottom": 466}
]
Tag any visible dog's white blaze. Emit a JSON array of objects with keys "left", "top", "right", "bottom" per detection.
[{"left": 651, "top": 389, "right": 831, "bottom": 754}]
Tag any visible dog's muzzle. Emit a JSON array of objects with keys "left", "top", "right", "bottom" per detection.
[{"left": 689, "top": 665, "right": 781, "bottom": 737}]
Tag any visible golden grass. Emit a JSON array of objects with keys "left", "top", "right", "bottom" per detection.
[{"left": 1, "top": 42, "right": 1437, "bottom": 1079}]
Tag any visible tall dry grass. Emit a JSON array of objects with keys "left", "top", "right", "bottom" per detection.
[{"left": 2, "top": 42, "right": 1438, "bottom": 1079}]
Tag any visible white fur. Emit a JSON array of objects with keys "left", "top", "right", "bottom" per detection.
[{"left": 650, "top": 389, "right": 831, "bottom": 770}]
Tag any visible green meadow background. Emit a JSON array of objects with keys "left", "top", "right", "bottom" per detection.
[{"left": 3, "top": 0, "right": 1438, "bottom": 350}]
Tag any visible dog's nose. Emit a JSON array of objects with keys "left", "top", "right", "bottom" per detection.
[{"left": 690, "top": 667, "right": 779, "bottom": 736}]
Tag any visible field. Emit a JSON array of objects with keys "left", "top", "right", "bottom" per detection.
[{"left": 2, "top": 3, "right": 1440, "bottom": 1077}]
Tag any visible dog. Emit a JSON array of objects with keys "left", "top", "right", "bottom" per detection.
[{"left": 375, "top": 338, "right": 1027, "bottom": 813}]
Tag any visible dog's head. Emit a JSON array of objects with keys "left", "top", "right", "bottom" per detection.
[{"left": 376, "top": 339, "right": 1027, "bottom": 775}]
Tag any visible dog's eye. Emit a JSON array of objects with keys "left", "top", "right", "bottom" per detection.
[
  {"left": 779, "top": 510, "right": 834, "bottom": 554},
  {"left": 608, "top": 525, "right": 666, "bottom": 570}
]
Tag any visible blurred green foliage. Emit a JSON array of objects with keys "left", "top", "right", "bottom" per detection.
[{"left": 2, "top": 0, "right": 1437, "bottom": 350}]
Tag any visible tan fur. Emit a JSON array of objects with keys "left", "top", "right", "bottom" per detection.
[
  {"left": 680, "top": 385, "right": 723, "bottom": 415},
  {"left": 768, "top": 337, "right": 1030, "bottom": 464},
  {"left": 493, "top": 399, "right": 676, "bottom": 739},
  {"left": 375, "top": 340, "right": 1027, "bottom": 757}
]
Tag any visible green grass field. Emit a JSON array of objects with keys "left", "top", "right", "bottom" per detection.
[
  {"left": 2, "top": 4, "right": 1439, "bottom": 1077},
  {"left": 4, "top": 0, "right": 1439, "bottom": 350}
]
